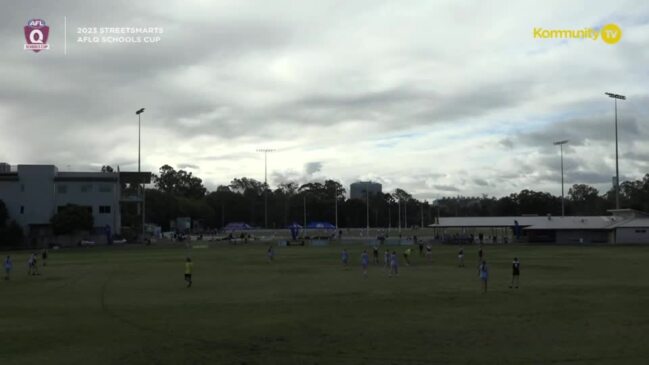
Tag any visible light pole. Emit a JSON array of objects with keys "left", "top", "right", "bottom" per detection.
[
  {"left": 256, "top": 148, "right": 275, "bottom": 228},
  {"left": 605, "top": 92, "right": 626, "bottom": 209},
  {"left": 420, "top": 201, "right": 424, "bottom": 228},
  {"left": 334, "top": 184, "right": 338, "bottom": 230},
  {"left": 554, "top": 140, "right": 568, "bottom": 217},
  {"left": 303, "top": 194, "right": 307, "bottom": 239},
  {"left": 397, "top": 198, "right": 401, "bottom": 233},
  {"left": 136, "top": 108, "right": 145, "bottom": 239},
  {"left": 364, "top": 189, "right": 370, "bottom": 237},
  {"left": 404, "top": 199, "right": 408, "bottom": 229}
]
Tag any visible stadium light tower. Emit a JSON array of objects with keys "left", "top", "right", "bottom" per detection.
[
  {"left": 256, "top": 148, "right": 275, "bottom": 228},
  {"left": 553, "top": 140, "right": 569, "bottom": 217},
  {"left": 334, "top": 183, "right": 339, "bottom": 230},
  {"left": 362, "top": 188, "right": 370, "bottom": 237},
  {"left": 136, "top": 108, "right": 145, "bottom": 173},
  {"left": 135, "top": 108, "right": 145, "bottom": 239},
  {"left": 605, "top": 92, "right": 626, "bottom": 209}
]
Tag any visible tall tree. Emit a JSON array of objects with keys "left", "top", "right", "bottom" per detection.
[{"left": 154, "top": 165, "right": 207, "bottom": 199}]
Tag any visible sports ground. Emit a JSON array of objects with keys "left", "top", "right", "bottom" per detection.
[{"left": 2, "top": 243, "right": 649, "bottom": 364}]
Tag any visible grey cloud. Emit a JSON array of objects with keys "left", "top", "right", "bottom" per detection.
[
  {"left": 177, "top": 163, "right": 199, "bottom": 169},
  {"left": 1, "top": 1, "right": 648, "bottom": 198},
  {"left": 499, "top": 138, "right": 514, "bottom": 149},
  {"left": 198, "top": 152, "right": 257, "bottom": 161},
  {"left": 513, "top": 114, "right": 645, "bottom": 153},
  {"left": 305, "top": 161, "right": 323, "bottom": 175},
  {"left": 474, "top": 178, "right": 489, "bottom": 186},
  {"left": 433, "top": 184, "right": 460, "bottom": 192}
]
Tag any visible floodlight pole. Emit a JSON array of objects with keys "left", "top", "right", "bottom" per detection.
[
  {"left": 303, "top": 195, "right": 307, "bottom": 239},
  {"left": 605, "top": 92, "right": 626, "bottom": 209},
  {"left": 554, "top": 140, "right": 568, "bottom": 217},
  {"left": 398, "top": 199, "right": 401, "bottom": 233},
  {"left": 404, "top": 200, "right": 408, "bottom": 229},
  {"left": 388, "top": 204, "right": 392, "bottom": 232},
  {"left": 334, "top": 185, "right": 338, "bottom": 230},
  {"left": 136, "top": 108, "right": 145, "bottom": 239},
  {"left": 421, "top": 202, "right": 424, "bottom": 228},
  {"left": 365, "top": 188, "right": 370, "bottom": 237},
  {"left": 257, "top": 149, "right": 275, "bottom": 228}
]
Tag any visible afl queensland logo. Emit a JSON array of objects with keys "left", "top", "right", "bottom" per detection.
[{"left": 24, "top": 19, "right": 50, "bottom": 52}]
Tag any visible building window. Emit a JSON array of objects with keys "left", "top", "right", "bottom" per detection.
[
  {"left": 81, "top": 184, "right": 93, "bottom": 193},
  {"left": 20, "top": 206, "right": 24, "bottom": 214},
  {"left": 635, "top": 229, "right": 647, "bottom": 233},
  {"left": 57, "top": 185, "right": 67, "bottom": 193},
  {"left": 99, "top": 206, "right": 111, "bottom": 214},
  {"left": 99, "top": 184, "right": 112, "bottom": 193}
]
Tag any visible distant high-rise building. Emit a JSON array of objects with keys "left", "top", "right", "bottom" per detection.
[{"left": 350, "top": 181, "right": 382, "bottom": 200}]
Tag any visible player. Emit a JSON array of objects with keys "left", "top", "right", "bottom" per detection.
[
  {"left": 361, "top": 250, "right": 369, "bottom": 276},
  {"left": 184, "top": 257, "right": 193, "bottom": 288},
  {"left": 478, "top": 245, "right": 484, "bottom": 263},
  {"left": 384, "top": 249, "right": 390, "bottom": 270},
  {"left": 372, "top": 246, "right": 379, "bottom": 264},
  {"left": 4, "top": 256, "right": 12, "bottom": 280},
  {"left": 510, "top": 257, "right": 520, "bottom": 289},
  {"left": 267, "top": 246, "right": 275, "bottom": 262},
  {"left": 403, "top": 248, "right": 412, "bottom": 266},
  {"left": 389, "top": 251, "right": 399, "bottom": 277},
  {"left": 425, "top": 243, "right": 432, "bottom": 262},
  {"left": 479, "top": 260, "right": 488, "bottom": 293},
  {"left": 458, "top": 246, "right": 465, "bottom": 267},
  {"left": 341, "top": 249, "right": 349, "bottom": 267},
  {"left": 27, "top": 253, "right": 34, "bottom": 275},
  {"left": 27, "top": 253, "right": 39, "bottom": 276},
  {"left": 42, "top": 249, "right": 48, "bottom": 267}
]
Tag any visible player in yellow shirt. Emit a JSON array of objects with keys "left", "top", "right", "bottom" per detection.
[
  {"left": 403, "top": 248, "right": 412, "bottom": 266},
  {"left": 184, "top": 257, "right": 193, "bottom": 288}
]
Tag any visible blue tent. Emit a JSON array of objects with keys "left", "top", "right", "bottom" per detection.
[
  {"left": 287, "top": 223, "right": 302, "bottom": 240},
  {"left": 307, "top": 221, "right": 336, "bottom": 229},
  {"left": 224, "top": 222, "right": 252, "bottom": 231}
]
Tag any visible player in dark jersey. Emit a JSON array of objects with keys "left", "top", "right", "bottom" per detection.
[
  {"left": 458, "top": 247, "right": 464, "bottom": 267},
  {"left": 510, "top": 257, "right": 520, "bottom": 289},
  {"left": 479, "top": 260, "right": 488, "bottom": 293}
]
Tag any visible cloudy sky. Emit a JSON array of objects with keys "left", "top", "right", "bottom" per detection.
[{"left": 1, "top": 0, "right": 648, "bottom": 201}]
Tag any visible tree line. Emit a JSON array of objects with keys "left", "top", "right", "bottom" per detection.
[{"left": 144, "top": 164, "right": 649, "bottom": 230}]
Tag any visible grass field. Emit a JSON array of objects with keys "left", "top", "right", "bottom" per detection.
[{"left": 2, "top": 243, "right": 649, "bottom": 365}]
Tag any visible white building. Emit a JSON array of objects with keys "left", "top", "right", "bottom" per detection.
[
  {"left": 0, "top": 163, "right": 150, "bottom": 242},
  {"left": 428, "top": 209, "right": 649, "bottom": 244}
]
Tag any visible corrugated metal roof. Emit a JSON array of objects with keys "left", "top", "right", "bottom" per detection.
[
  {"left": 430, "top": 216, "right": 555, "bottom": 227},
  {"left": 428, "top": 215, "right": 648, "bottom": 230},
  {"left": 612, "top": 218, "right": 649, "bottom": 228},
  {"left": 524, "top": 216, "right": 619, "bottom": 230}
]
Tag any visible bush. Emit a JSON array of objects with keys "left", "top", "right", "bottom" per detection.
[
  {"left": 51, "top": 204, "right": 94, "bottom": 236},
  {"left": 0, "top": 220, "right": 24, "bottom": 247}
]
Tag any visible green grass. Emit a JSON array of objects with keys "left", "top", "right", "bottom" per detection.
[{"left": 2, "top": 243, "right": 649, "bottom": 364}]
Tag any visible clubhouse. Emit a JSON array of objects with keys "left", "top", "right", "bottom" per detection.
[{"left": 428, "top": 209, "right": 649, "bottom": 244}]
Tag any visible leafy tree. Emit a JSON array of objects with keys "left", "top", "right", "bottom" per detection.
[
  {"left": 145, "top": 189, "right": 179, "bottom": 230},
  {"left": 50, "top": 204, "right": 94, "bottom": 235},
  {"left": 101, "top": 165, "right": 114, "bottom": 173},
  {"left": 154, "top": 165, "right": 207, "bottom": 199},
  {"left": 0, "top": 199, "right": 7, "bottom": 226},
  {"left": 0, "top": 220, "right": 23, "bottom": 247},
  {"left": 568, "top": 184, "right": 604, "bottom": 215}
]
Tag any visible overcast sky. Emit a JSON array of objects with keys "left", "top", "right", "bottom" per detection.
[{"left": 1, "top": 0, "right": 648, "bottom": 200}]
